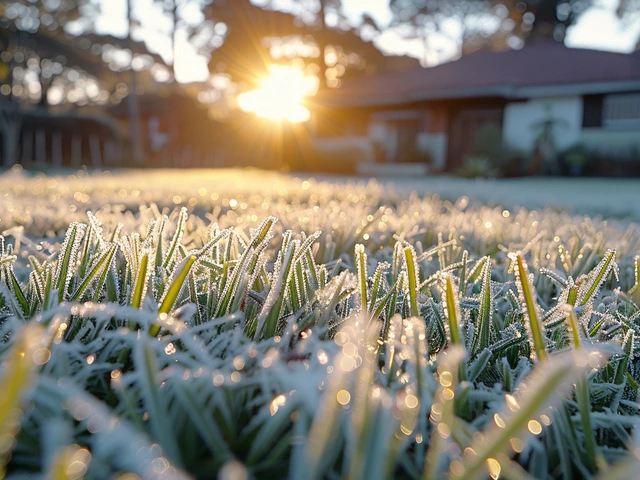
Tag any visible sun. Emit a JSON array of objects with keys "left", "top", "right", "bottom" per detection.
[{"left": 237, "top": 65, "right": 318, "bottom": 123}]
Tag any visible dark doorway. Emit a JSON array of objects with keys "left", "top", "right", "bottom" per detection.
[{"left": 448, "top": 106, "right": 504, "bottom": 169}]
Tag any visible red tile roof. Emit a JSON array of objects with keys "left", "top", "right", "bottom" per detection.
[{"left": 317, "top": 42, "right": 640, "bottom": 107}]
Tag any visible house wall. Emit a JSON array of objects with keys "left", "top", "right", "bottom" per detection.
[
  {"left": 369, "top": 121, "right": 396, "bottom": 162},
  {"left": 579, "top": 128, "right": 640, "bottom": 157},
  {"left": 502, "top": 96, "right": 583, "bottom": 153},
  {"left": 311, "top": 105, "right": 451, "bottom": 171},
  {"left": 416, "top": 133, "right": 447, "bottom": 170},
  {"left": 367, "top": 107, "right": 448, "bottom": 168},
  {"left": 314, "top": 136, "right": 375, "bottom": 163},
  {"left": 310, "top": 108, "right": 375, "bottom": 167},
  {"left": 421, "top": 105, "right": 448, "bottom": 170},
  {"left": 578, "top": 92, "right": 640, "bottom": 158}
]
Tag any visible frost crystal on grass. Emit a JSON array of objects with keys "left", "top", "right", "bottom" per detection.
[{"left": 0, "top": 174, "right": 639, "bottom": 479}]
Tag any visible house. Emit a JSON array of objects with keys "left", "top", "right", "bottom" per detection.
[
  {"left": 311, "top": 41, "right": 640, "bottom": 174},
  {"left": 0, "top": 101, "right": 122, "bottom": 168},
  {"left": 109, "top": 91, "right": 230, "bottom": 167}
]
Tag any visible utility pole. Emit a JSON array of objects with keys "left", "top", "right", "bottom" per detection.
[
  {"left": 171, "top": 0, "right": 179, "bottom": 79},
  {"left": 126, "top": 0, "right": 144, "bottom": 165},
  {"left": 317, "top": 0, "right": 329, "bottom": 89}
]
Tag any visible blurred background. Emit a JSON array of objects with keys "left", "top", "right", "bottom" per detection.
[{"left": 0, "top": 0, "right": 639, "bottom": 177}]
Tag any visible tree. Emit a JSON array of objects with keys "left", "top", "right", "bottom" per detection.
[
  {"left": 204, "top": 0, "right": 418, "bottom": 91},
  {"left": 389, "top": 0, "right": 497, "bottom": 64},
  {"left": 616, "top": 0, "right": 640, "bottom": 50},
  {"left": 526, "top": 0, "right": 593, "bottom": 41},
  {"left": 508, "top": 0, "right": 640, "bottom": 44},
  {"left": 152, "top": 0, "right": 215, "bottom": 79},
  {"left": 0, "top": 0, "right": 99, "bottom": 164},
  {"left": 387, "top": 0, "right": 640, "bottom": 61},
  {"left": 126, "top": 0, "right": 143, "bottom": 164},
  {"left": 0, "top": 0, "right": 170, "bottom": 165},
  {"left": 257, "top": 0, "right": 347, "bottom": 88}
]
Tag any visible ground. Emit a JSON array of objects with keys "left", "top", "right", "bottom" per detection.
[
  {"left": 2, "top": 168, "right": 640, "bottom": 240},
  {"left": 1, "top": 167, "right": 640, "bottom": 479}
]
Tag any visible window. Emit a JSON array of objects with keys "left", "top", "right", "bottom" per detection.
[
  {"left": 582, "top": 95, "right": 603, "bottom": 128},
  {"left": 603, "top": 93, "right": 640, "bottom": 127}
]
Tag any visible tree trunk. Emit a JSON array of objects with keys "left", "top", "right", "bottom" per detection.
[
  {"left": 52, "top": 131, "right": 63, "bottom": 166},
  {"left": 104, "top": 139, "right": 115, "bottom": 166},
  {"left": 35, "top": 128, "right": 46, "bottom": 164},
  {"left": 172, "top": 1, "right": 179, "bottom": 79},
  {"left": 22, "top": 128, "right": 33, "bottom": 165},
  {"left": 0, "top": 119, "right": 20, "bottom": 167},
  {"left": 89, "top": 134, "right": 103, "bottom": 168},
  {"left": 318, "top": 0, "right": 330, "bottom": 89},
  {"left": 127, "top": 0, "right": 145, "bottom": 165},
  {"left": 530, "top": 0, "right": 563, "bottom": 40},
  {"left": 39, "top": 81, "right": 49, "bottom": 107},
  {"left": 72, "top": 135, "right": 82, "bottom": 168}
]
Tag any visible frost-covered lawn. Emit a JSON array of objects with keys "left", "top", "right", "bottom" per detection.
[
  {"left": 1, "top": 167, "right": 640, "bottom": 479},
  {"left": 1, "top": 168, "right": 639, "bottom": 238},
  {"left": 316, "top": 173, "right": 640, "bottom": 221}
]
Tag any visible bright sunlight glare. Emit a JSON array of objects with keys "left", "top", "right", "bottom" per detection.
[{"left": 237, "top": 65, "right": 319, "bottom": 123}]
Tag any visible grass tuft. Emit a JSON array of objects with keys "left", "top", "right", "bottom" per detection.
[{"left": 0, "top": 176, "right": 638, "bottom": 479}]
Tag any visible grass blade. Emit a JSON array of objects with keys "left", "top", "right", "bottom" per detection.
[
  {"left": 131, "top": 251, "right": 151, "bottom": 312},
  {"left": 356, "top": 244, "right": 368, "bottom": 314},
  {"left": 471, "top": 261, "right": 492, "bottom": 356},
  {"left": 0, "top": 324, "right": 44, "bottom": 473},
  {"left": 455, "top": 349, "right": 609, "bottom": 480},
  {"left": 578, "top": 249, "right": 616, "bottom": 307},
  {"left": 71, "top": 243, "right": 118, "bottom": 301},
  {"left": 404, "top": 245, "right": 420, "bottom": 318},
  {"left": 151, "top": 255, "right": 197, "bottom": 335},
  {"left": 514, "top": 253, "right": 548, "bottom": 362}
]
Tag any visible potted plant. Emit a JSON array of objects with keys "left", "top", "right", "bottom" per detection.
[{"left": 563, "top": 145, "right": 590, "bottom": 176}]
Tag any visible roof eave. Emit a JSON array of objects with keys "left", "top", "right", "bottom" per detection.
[
  {"left": 321, "top": 80, "right": 640, "bottom": 108},
  {"left": 517, "top": 80, "right": 640, "bottom": 98}
]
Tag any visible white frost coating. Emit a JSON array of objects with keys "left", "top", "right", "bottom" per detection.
[{"left": 0, "top": 172, "right": 638, "bottom": 479}]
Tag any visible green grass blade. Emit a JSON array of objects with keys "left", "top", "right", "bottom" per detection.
[
  {"left": 356, "top": 244, "right": 368, "bottom": 314},
  {"left": 0, "top": 324, "right": 43, "bottom": 473},
  {"left": 47, "top": 445, "right": 92, "bottom": 480},
  {"left": 71, "top": 243, "right": 118, "bottom": 301},
  {"left": 249, "top": 215, "right": 277, "bottom": 249},
  {"left": 162, "top": 207, "right": 188, "bottom": 270},
  {"left": 514, "top": 253, "right": 548, "bottom": 362},
  {"left": 578, "top": 249, "right": 616, "bottom": 307},
  {"left": 459, "top": 250, "right": 469, "bottom": 294},
  {"left": 256, "top": 240, "right": 297, "bottom": 339},
  {"left": 368, "top": 261, "right": 387, "bottom": 314},
  {"left": 131, "top": 252, "right": 150, "bottom": 310},
  {"left": 404, "top": 245, "right": 420, "bottom": 318},
  {"left": 629, "top": 255, "right": 639, "bottom": 303},
  {"left": 154, "top": 216, "right": 167, "bottom": 270},
  {"left": 442, "top": 274, "right": 462, "bottom": 346},
  {"left": 152, "top": 255, "right": 197, "bottom": 336},
  {"left": 472, "top": 261, "right": 492, "bottom": 356},
  {"left": 467, "top": 256, "right": 490, "bottom": 285},
  {"left": 455, "top": 349, "right": 609, "bottom": 480},
  {"left": 576, "top": 376, "right": 597, "bottom": 472},
  {"left": 134, "top": 340, "right": 183, "bottom": 466},
  {"left": 563, "top": 305, "right": 582, "bottom": 348},
  {"left": 54, "top": 222, "right": 86, "bottom": 303},
  {"left": 5, "top": 265, "right": 29, "bottom": 316},
  {"left": 77, "top": 225, "right": 94, "bottom": 279},
  {"left": 614, "top": 329, "right": 634, "bottom": 385}
]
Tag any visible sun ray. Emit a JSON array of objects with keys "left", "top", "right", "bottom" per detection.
[{"left": 237, "top": 65, "right": 318, "bottom": 123}]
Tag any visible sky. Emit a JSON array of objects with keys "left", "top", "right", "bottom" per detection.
[{"left": 94, "top": 0, "right": 640, "bottom": 83}]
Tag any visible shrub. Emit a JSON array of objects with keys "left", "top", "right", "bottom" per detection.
[
  {"left": 455, "top": 155, "right": 500, "bottom": 178},
  {"left": 466, "top": 123, "right": 527, "bottom": 177}
]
